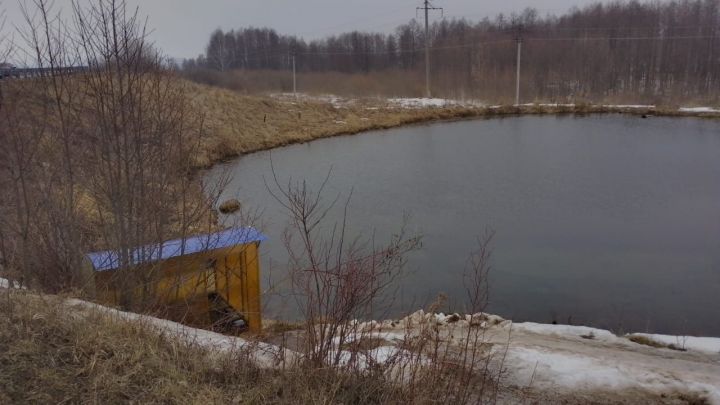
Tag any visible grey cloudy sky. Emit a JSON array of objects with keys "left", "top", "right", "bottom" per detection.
[{"left": 3, "top": 0, "right": 608, "bottom": 60}]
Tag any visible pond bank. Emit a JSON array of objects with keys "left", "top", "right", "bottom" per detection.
[
  {"left": 5, "top": 275, "right": 718, "bottom": 403},
  {"left": 190, "top": 82, "right": 720, "bottom": 169}
]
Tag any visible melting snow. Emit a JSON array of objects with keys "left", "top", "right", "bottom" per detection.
[
  {"left": 4, "top": 279, "right": 720, "bottom": 403},
  {"left": 64, "top": 298, "right": 296, "bottom": 369},
  {"left": 679, "top": 107, "right": 720, "bottom": 113},
  {"left": 511, "top": 322, "right": 620, "bottom": 343},
  {"left": 387, "top": 98, "right": 456, "bottom": 108},
  {"left": 504, "top": 346, "right": 720, "bottom": 403},
  {"left": 0, "top": 277, "right": 24, "bottom": 289},
  {"left": 603, "top": 104, "right": 656, "bottom": 109},
  {"left": 386, "top": 98, "right": 484, "bottom": 109},
  {"left": 627, "top": 333, "right": 720, "bottom": 354},
  {"left": 506, "top": 346, "right": 632, "bottom": 389}
]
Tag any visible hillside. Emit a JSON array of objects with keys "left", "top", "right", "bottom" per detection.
[{"left": 2, "top": 285, "right": 719, "bottom": 404}]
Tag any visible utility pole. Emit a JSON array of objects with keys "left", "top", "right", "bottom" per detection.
[
  {"left": 417, "top": 0, "right": 442, "bottom": 98},
  {"left": 292, "top": 54, "right": 297, "bottom": 98},
  {"left": 515, "top": 24, "right": 523, "bottom": 106}
]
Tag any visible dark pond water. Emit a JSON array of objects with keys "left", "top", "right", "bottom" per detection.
[{"left": 209, "top": 115, "right": 720, "bottom": 336}]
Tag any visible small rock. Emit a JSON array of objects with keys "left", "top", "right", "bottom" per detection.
[
  {"left": 487, "top": 315, "right": 505, "bottom": 325},
  {"left": 445, "top": 313, "right": 461, "bottom": 323},
  {"left": 219, "top": 199, "right": 241, "bottom": 214}
]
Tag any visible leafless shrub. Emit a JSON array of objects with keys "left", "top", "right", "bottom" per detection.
[
  {"left": 266, "top": 161, "right": 421, "bottom": 368},
  {"left": 265, "top": 161, "right": 510, "bottom": 402}
]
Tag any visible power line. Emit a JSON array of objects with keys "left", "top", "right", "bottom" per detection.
[{"left": 417, "top": 0, "right": 443, "bottom": 98}]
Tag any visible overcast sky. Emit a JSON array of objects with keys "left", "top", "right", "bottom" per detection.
[{"left": 3, "top": 0, "right": 609, "bottom": 61}]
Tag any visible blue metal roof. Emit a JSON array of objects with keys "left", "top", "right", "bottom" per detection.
[{"left": 86, "top": 227, "right": 267, "bottom": 272}]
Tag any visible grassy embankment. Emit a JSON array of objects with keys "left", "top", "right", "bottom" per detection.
[
  {"left": 0, "top": 290, "right": 408, "bottom": 404},
  {"left": 186, "top": 80, "right": 719, "bottom": 169}
]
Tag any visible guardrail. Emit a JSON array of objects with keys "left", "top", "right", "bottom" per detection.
[{"left": 0, "top": 66, "right": 88, "bottom": 79}]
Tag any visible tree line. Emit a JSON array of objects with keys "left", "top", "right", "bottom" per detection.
[{"left": 184, "top": 0, "right": 720, "bottom": 102}]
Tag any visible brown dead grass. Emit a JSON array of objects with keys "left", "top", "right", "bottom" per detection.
[
  {"left": 186, "top": 80, "right": 719, "bottom": 170},
  {"left": 0, "top": 290, "right": 414, "bottom": 404},
  {"left": 627, "top": 335, "right": 687, "bottom": 352}
]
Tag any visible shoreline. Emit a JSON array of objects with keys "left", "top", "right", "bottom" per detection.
[
  {"left": 3, "top": 279, "right": 719, "bottom": 403},
  {"left": 196, "top": 95, "right": 720, "bottom": 170}
]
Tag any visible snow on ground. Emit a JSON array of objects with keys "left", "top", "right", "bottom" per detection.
[
  {"left": 0, "top": 277, "right": 24, "bottom": 289},
  {"left": 64, "top": 298, "right": 297, "bottom": 369},
  {"left": 502, "top": 345, "right": 720, "bottom": 403},
  {"left": 538, "top": 103, "right": 577, "bottom": 107},
  {"left": 679, "top": 106, "right": 720, "bottom": 113},
  {"left": 509, "top": 322, "right": 621, "bottom": 344},
  {"left": 627, "top": 333, "right": 720, "bottom": 355},
  {"left": 505, "top": 346, "right": 638, "bottom": 389},
  {"left": 270, "top": 93, "right": 353, "bottom": 108},
  {"left": 271, "top": 94, "right": 720, "bottom": 117},
  {"left": 603, "top": 104, "right": 656, "bottom": 109},
  {"left": 386, "top": 97, "right": 484, "bottom": 108},
  {"left": 3, "top": 280, "right": 719, "bottom": 402},
  {"left": 355, "top": 311, "right": 720, "bottom": 403},
  {"left": 387, "top": 97, "right": 457, "bottom": 108}
]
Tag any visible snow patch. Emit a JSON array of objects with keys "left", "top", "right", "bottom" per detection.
[
  {"left": 505, "top": 346, "right": 632, "bottom": 389},
  {"left": 603, "top": 104, "right": 656, "bottom": 109},
  {"left": 270, "top": 93, "right": 352, "bottom": 108},
  {"left": 387, "top": 97, "right": 455, "bottom": 108},
  {"left": 0, "top": 277, "right": 24, "bottom": 289},
  {"left": 679, "top": 107, "right": 720, "bottom": 113},
  {"left": 386, "top": 97, "right": 484, "bottom": 109},
  {"left": 628, "top": 333, "right": 720, "bottom": 354},
  {"left": 538, "top": 103, "right": 577, "bottom": 107},
  {"left": 65, "top": 298, "right": 296, "bottom": 369},
  {"left": 505, "top": 346, "right": 720, "bottom": 403},
  {"left": 511, "top": 322, "right": 620, "bottom": 343}
]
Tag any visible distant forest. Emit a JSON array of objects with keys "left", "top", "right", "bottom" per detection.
[{"left": 183, "top": 1, "right": 720, "bottom": 103}]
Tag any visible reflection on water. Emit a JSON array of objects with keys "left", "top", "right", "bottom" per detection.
[{"left": 208, "top": 116, "right": 720, "bottom": 336}]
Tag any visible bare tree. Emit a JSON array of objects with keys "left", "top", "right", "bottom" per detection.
[
  {"left": 0, "top": 0, "right": 226, "bottom": 312},
  {"left": 188, "top": 1, "right": 720, "bottom": 104}
]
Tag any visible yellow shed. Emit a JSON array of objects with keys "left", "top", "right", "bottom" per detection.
[{"left": 84, "top": 227, "right": 267, "bottom": 332}]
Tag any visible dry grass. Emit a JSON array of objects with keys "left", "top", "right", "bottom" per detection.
[
  {"left": 0, "top": 290, "right": 447, "bottom": 404},
  {"left": 0, "top": 288, "right": 511, "bottom": 404},
  {"left": 627, "top": 335, "right": 687, "bottom": 352},
  {"left": 185, "top": 69, "right": 425, "bottom": 97},
  {"left": 0, "top": 291, "right": 264, "bottom": 403},
  {"left": 186, "top": 80, "right": 719, "bottom": 169},
  {"left": 185, "top": 80, "right": 481, "bottom": 167}
]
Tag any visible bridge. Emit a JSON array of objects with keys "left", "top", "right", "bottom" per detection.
[{"left": 0, "top": 66, "right": 88, "bottom": 79}]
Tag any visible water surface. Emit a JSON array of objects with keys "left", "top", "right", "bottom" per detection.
[{"left": 210, "top": 115, "right": 720, "bottom": 336}]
